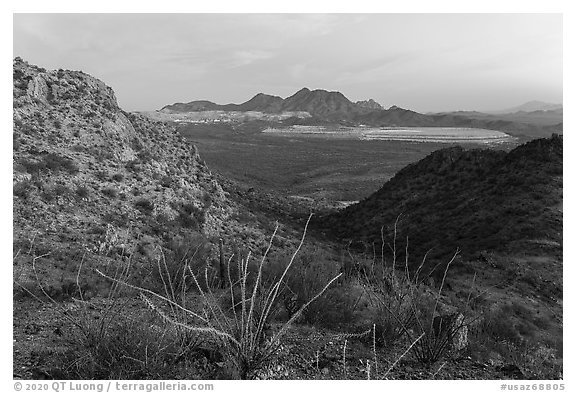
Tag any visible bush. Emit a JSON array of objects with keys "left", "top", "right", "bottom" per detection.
[
  {"left": 98, "top": 217, "right": 342, "bottom": 379},
  {"left": 13, "top": 180, "right": 34, "bottom": 199},
  {"left": 75, "top": 185, "right": 90, "bottom": 199},
  {"left": 58, "top": 315, "right": 204, "bottom": 379},
  {"left": 111, "top": 173, "right": 124, "bottom": 182},
  {"left": 101, "top": 187, "right": 118, "bottom": 198},
  {"left": 35, "top": 260, "right": 206, "bottom": 379},
  {"left": 362, "top": 277, "right": 419, "bottom": 348},
  {"left": 95, "top": 170, "right": 108, "bottom": 181},
  {"left": 502, "top": 341, "right": 562, "bottom": 379},
  {"left": 145, "top": 234, "right": 212, "bottom": 296},
  {"left": 263, "top": 246, "right": 353, "bottom": 327},
  {"left": 20, "top": 153, "right": 79, "bottom": 175},
  {"left": 352, "top": 224, "right": 468, "bottom": 365},
  {"left": 135, "top": 198, "right": 154, "bottom": 214},
  {"left": 160, "top": 175, "right": 173, "bottom": 188},
  {"left": 479, "top": 308, "right": 522, "bottom": 344},
  {"left": 40, "top": 183, "right": 71, "bottom": 201},
  {"left": 177, "top": 202, "right": 206, "bottom": 229},
  {"left": 54, "top": 184, "right": 71, "bottom": 197}
]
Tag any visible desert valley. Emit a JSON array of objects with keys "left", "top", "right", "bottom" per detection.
[{"left": 12, "top": 53, "right": 563, "bottom": 382}]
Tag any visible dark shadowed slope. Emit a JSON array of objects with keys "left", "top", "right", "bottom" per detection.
[{"left": 316, "top": 135, "right": 562, "bottom": 265}]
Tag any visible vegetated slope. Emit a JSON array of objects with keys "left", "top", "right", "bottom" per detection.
[
  {"left": 12, "top": 58, "right": 275, "bottom": 289},
  {"left": 317, "top": 135, "right": 562, "bottom": 266}
]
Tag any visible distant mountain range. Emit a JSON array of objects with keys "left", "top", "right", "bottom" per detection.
[
  {"left": 162, "top": 88, "right": 366, "bottom": 121},
  {"left": 433, "top": 109, "right": 562, "bottom": 128},
  {"left": 489, "top": 101, "right": 563, "bottom": 114},
  {"left": 161, "top": 89, "right": 562, "bottom": 140}
]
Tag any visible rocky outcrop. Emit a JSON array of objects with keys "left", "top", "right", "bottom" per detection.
[{"left": 355, "top": 99, "right": 383, "bottom": 111}]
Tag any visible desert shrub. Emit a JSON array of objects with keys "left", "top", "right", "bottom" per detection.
[
  {"left": 145, "top": 234, "right": 212, "bottom": 296},
  {"left": 14, "top": 249, "right": 199, "bottom": 378},
  {"left": 137, "top": 149, "right": 154, "bottom": 163},
  {"left": 20, "top": 153, "right": 79, "bottom": 175},
  {"left": 75, "top": 185, "right": 90, "bottom": 199},
  {"left": 479, "top": 308, "right": 522, "bottom": 344},
  {"left": 53, "top": 183, "right": 71, "bottom": 196},
  {"left": 513, "top": 343, "right": 562, "bottom": 379},
  {"left": 302, "top": 285, "right": 360, "bottom": 328},
  {"left": 160, "top": 175, "right": 173, "bottom": 188},
  {"left": 40, "top": 183, "right": 71, "bottom": 201},
  {"left": 135, "top": 198, "right": 154, "bottom": 214},
  {"left": 13, "top": 180, "right": 34, "bottom": 199},
  {"left": 352, "top": 223, "right": 469, "bottom": 365},
  {"left": 101, "top": 187, "right": 118, "bottom": 198},
  {"left": 125, "top": 160, "right": 139, "bottom": 172},
  {"left": 262, "top": 246, "right": 354, "bottom": 327},
  {"left": 130, "top": 138, "right": 144, "bottom": 152},
  {"left": 176, "top": 202, "right": 206, "bottom": 229},
  {"left": 39, "top": 260, "right": 205, "bottom": 379},
  {"left": 94, "top": 170, "right": 108, "bottom": 181},
  {"left": 111, "top": 173, "right": 124, "bottom": 182},
  {"left": 57, "top": 314, "right": 204, "bottom": 379},
  {"left": 98, "top": 217, "right": 341, "bottom": 379},
  {"left": 361, "top": 277, "right": 419, "bottom": 348}
]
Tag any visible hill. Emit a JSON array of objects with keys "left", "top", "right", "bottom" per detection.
[
  {"left": 316, "top": 135, "right": 562, "bottom": 267},
  {"left": 161, "top": 93, "right": 285, "bottom": 114},
  {"left": 12, "top": 58, "right": 282, "bottom": 294}
]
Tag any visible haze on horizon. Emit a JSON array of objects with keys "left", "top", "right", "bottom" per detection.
[{"left": 13, "top": 13, "right": 562, "bottom": 113}]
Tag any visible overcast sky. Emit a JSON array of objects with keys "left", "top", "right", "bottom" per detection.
[{"left": 13, "top": 13, "right": 562, "bottom": 113}]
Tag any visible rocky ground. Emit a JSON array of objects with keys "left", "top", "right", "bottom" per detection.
[{"left": 13, "top": 296, "right": 526, "bottom": 380}]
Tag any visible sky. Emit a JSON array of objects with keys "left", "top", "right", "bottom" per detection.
[{"left": 13, "top": 13, "right": 563, "bottom": 113}]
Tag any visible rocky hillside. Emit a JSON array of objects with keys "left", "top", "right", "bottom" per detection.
[
  {"left": 12, "top": 58, "right": 277, "bottom": 292},
  {"left": 316, "top": 135, "right": 563, "bottom": 267}
]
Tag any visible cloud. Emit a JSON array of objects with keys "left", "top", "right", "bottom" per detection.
[
  {"left": 13, "top": 13, "right": 562, "bottom": 112},
  {"left": 228, "top": 50, "right": 275, "bottom": 68}
]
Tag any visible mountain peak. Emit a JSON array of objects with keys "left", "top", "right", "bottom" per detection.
[{"left": 356, "top": 99, "right": 383, "bottom": 110}]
